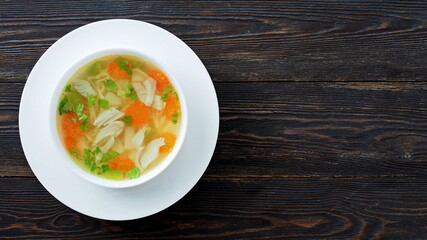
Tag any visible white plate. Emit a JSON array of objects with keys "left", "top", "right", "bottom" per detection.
[{"left": 19, "top": 19, "right": 219, "bottom": 220}]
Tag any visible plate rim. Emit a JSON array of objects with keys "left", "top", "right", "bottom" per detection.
[{"left": 19, "top": 19, "right": 219, "bottom": 220}]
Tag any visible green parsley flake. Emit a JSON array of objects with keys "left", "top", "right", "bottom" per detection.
[
  {"left": 101, "top": 164, "right": 110, "bottom": 174},
  {"left": 131, "top": 93, "right": 138, "bottom": 101},
  {"left": 115, "top": 57, "right": 132, "bottom": 75},
  {"left": 80, "top": 120, "right": 89, "bottom": 131},
  {"left": 70, "top": 148, "right": 80, "bottom": 159},
  {"left": 72, "top": 103, "right": 88, "bottom": 131},
  {"left": 88, "top": 95, "right": 96, "bottom": 107},
  {"left": 91, "top": 163, "right": 97, "bottom": 173},
  {"left": 98, "top": 99, "right": 109, "bottom": 109},
  {"left": 126, "top": 168, "right": 141, "bottom": 179},
  {"left": 104, "top": 79, "right": 118, "bottom": 92},
  {"left": 101, "top": 150, "right": 119, "bottom": 163},
  {"left": 84, "top": 149, "right": 94, "bottom": 167},
  {"left": 122, "top": 116, "right": 132, "bottom": 125},
  {"left": 65, "top": 84, "right": 73, "bottom": 92},
  {"left": 84, "top": 148, "right": 115, "bottom": 175},
  {"left": 93, "top": 147, "right": 102, "bottom": 156},
  {"left": 161, "top": 85, "right": 173, "bottom": 100},
  {"left": 124, "top": 82, "right": 133, "bottom": 96},
  {"left": 172, "top": 112, "right": 179, "bottom": 124},
  {"left": 124, "top": 82, "right": 138, "bottom": 101},
  {"left": 73, "top": 104, "right": 87, "bottom": 122},
  {"left": 58, "top": 96, "right": 72, "bottom": 115}
]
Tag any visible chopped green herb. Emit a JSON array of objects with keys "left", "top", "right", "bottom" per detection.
[
  {"left": 161, "top": 85, "right": 173, "bottom": 100},
  {"left": 65, "top": 84, "right": 73, "bottom": 92},
  {"left": 124, "top": 82, "right": 133, "bottom": 96},
  {"left": 95, "top": 165, "right": 109, "bottom": 175},
  {"left": 115, "top": 56, "right": 132, "bottom": 75},
  {"left": 59, "top": 93, "right": 89, "bottom": 131},
  {"left": 131, "top": 93, "right": 138, "bottom": 101},
  {"left": 122, "top": 116, "right": 132, "bottom": 125},
  {"left": 172, "top": 112, "right": 179, "bottom": 124},
  {"left": 126, "top": 168, "right": 141, "bottom": 179},
  {"left": 98, "top": 99, "right": 109, "bottom": 110},
  {"left": 104, "top": 79, "right": 118, "bottom": 92},
  {"left": 88, "top": 95, "right": 96, "bottom": 107},
  {"left": 101, "top": 164, "right": 110, "bottom": 174},
  {"left": 71, "top": 103, "right": 89, "bottom": 131},
  {"left": 80, "top": 120, "right": 89, "bottom": 131},
  {"left": 87, "top": 61, "right": 105, "bottom": 75},
  {"left": 84, "top": 148, "right": 114, "bottom": 175},
  {"left": 70, "top": 148, "right": 80, "bottom": 159},
  {"left": 93, "top": 147, "right": 102, "bottom": 156},
  {"left": 73, "top": 104, "right": 88, "bottom": 122},
  {"left": 84, "top": 149, "right": 94, "bottom": 167},
  {"left": 73, "top": 103, "right": 83, "bottom": 114},
  {"left": 124, "top": 82, "right": 138, "bottom": 101},
  {"left": 58, "top": 96, "right": 72, "bottom": 115},
  {"left": 79, "top": 114, "right": 88, "bottom": 122},
  {"left": 59, "top": 93, "right": 88, "bottom": 129},
  {"left": 91, "top": 163, "right": 97, "bottom": 173},
  {"left": 100, "top": 150, "right": 119, "bottom": 163},
  {"left": 175, "top": 92, "right": 179, "bottom": 100}
]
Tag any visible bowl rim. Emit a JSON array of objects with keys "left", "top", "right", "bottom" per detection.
[{"left": 49, "top": 48, "right": 188, "bottom": 188}]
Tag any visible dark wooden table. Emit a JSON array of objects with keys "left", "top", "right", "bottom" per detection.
[{"left": 1, "top": 1, "right": 427, "bottom": 239}]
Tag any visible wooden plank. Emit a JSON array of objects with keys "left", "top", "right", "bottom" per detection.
[
  {"left": 1, "top": 0, "right": 426, "bottom": 239},
  {"left": 0, "top": 0, "right": 426, "bottom": 83},
  {"left": 0, "top": 177, "right": 426, "bottom": 239},
  {"left": 4, "top": 82, "right": 427, "bottom": 177},
  {"left": 213, "top": 81, "right": 427, "bottom": 177}
]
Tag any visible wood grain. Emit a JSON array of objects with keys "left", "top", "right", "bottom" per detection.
[
  {"left": 3, "top": 82, "right": 427, "bottom": 177},
  {"left": 1, "top": 0, "right": 427, "bottom": 239},
  {"left": 1, "top": 0, "right": 426, "bottom": 83},
  {"left": 1, "top": 177, "right": 427, "bottom": 239}
]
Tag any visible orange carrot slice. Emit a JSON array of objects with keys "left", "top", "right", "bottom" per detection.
[
  {"left": 163, "top": 93, "right": 180, "bottom": 120},
  {"left": 159, "top": 133, "right": 176, "bottom": 153},
  {"left": 61, "top": 112, "right": 82, "bottom": 150},
  {"left": 64, "top": 135, "right": 77, "bottom": 151},
  {"left": 108, "top": 60, "right": 130, "bottom": 80},
  {"left": 124, "top": 101, "right": 151, "bottom": 128},
  {"left": 109, "top": 157, "right": 135, "bottom": 172},
  {"left": 149, "top": 70, "right": 169, "bottom": 93}
]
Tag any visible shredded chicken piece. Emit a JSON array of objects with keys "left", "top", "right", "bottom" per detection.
[
  {"left": 93, "top": 121, "right": 124, "bottom": 147},
  {"left": 132, "top": 77, "right": 156, "bottom": 106},
  {"left": 99, "top": 137, "right": 115, "bottom": 153},
  {"left": 93, "top": 108, "right": 124, "bottom": 127},
  {"left": 139, "top": 138, "right": 165, "bottom": 169},
  {"left": 152, "top": 95, "right": 165, "bottom": 110},
  {"left": 134, "top": 146, "right": 145, "bottom": 169},
  {"left": 132, "top": 127, "right": 147, "bottom": 148},
  {"left": 72, "top": 80, "right": 97, "bottom": 97}
]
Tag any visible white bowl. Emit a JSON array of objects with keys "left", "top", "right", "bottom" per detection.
[{"left": 50, "top": 48, "right": 188, "bottom": 188}]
